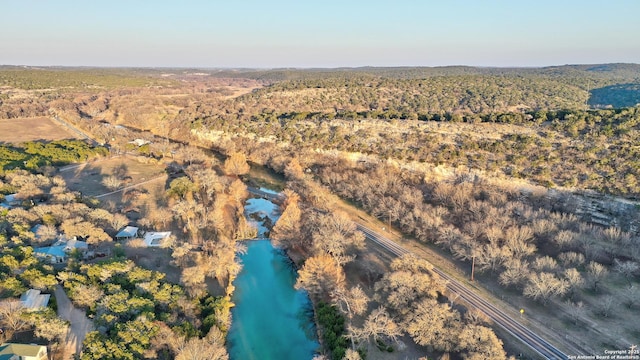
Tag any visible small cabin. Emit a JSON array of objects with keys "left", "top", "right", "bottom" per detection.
[
  {"left": 143, "top": 231, "right": 171, "bottom": 247},
  {"left": 115, "top": 226, "right": 139, "bottom": 241}
]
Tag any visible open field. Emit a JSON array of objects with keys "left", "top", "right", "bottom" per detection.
[
  {"left": 0, "top": 116, "right": 78, "bottom": 142},
  {"left": 59, "top": 156, "right": 166, "bottom": 198}
]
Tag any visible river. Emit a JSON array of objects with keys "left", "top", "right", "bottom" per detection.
[{"left": 226, "top": 193, "right": 319, "bottom": 360}]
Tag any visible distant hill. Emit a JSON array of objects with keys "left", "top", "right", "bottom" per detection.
[
  {"left": 2, "top": 63, "right": 639, "bottom": 114},
  {"left": 588, "top": 83, "right": 640, "bottom": 108},
  {"left": 207, "top": 63, "right": 640, "bottom": 81},
  {"left": 201, "top": 63, "right": 640, "bottom": 111}
]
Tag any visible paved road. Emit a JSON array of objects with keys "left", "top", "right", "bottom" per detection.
[
  {"left": 49, "top": 113, "right": 99, "bottom": 146},
  {"left": 54, "top": 285, "right": 94, "bottom": 359},
  {"left": 356, "top": 224, "right": 569, "bottom": 360}
]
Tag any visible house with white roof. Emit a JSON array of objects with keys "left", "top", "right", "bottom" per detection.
[
  {"left": 115, "top": 226, "right": 139, "bottom": 241},
  {"left": 143, "top": 231, "right": 171, "bottom": 247},
  {"left": 20, "top": 289, "right": 50, "bottom": 311},
  {"left": 128, "top": 138, "right": 150, "bottom": 147}
]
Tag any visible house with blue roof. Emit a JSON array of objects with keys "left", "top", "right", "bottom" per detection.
[
  {"left": 34, "top": 237, "right": 88, "bottom": 264},
  {"left": 0, "top": 194, "right": 18, "bottom": 209}
]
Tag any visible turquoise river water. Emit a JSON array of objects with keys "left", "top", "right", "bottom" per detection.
[{"left": 227, "top": 196, "right": 319, "bottom": 360}]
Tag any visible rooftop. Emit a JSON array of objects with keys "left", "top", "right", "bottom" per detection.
[
  {"left": 0, "top": 194, "right": 17, "bottom": 209},
  {"left": 143, "top": 231, "right": 171, "bottom": 247},
  {"left": 34, "top": 245, "right": 66, "bottom": 259},
  {"left": 0, "top": 343, "right": 47, "bottom": 360},
  {"left": 20, "top": 289, "right": 50, "bottom": 310},
  {"left": 35, "top": 238, "right": 88, "bottom": 259},
  {"left": 116, "top": 226, "right": 139, "bottom": 238}
]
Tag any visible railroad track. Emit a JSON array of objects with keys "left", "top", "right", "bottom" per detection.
[{"left": 356, "top": 224, "right": 569, "bottom": 360}]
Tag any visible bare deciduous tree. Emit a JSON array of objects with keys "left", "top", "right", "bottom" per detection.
[
  {"left": 342, "top": 348, "right": 362, "bottom": 360},
  {"left": 227, "top": 179, "right": 248, "bottom": 207},
  {"left": 34, "top": 224, "right": 58, "bottom": 245},
  {"left": 310, "top": 211, "right": 365, "bottom": 265},
  {"left": 405, "top": 298, "right": 460, "bottom": 352},
  {"left": 151, "top": 207, "right": 173, "bottom": 228},
  {"left": 478, "top": 240, "right": 511, "bottom": 273},
  {"left": 566, "top": 300, "right": 586, "bottom": 325},
  {"left": 558, "top": 252, "right": 585, "bottom": 267},
  {"left": 457, "top": 324, "right": 507, "bottom": 360},
  {"left": 295, "top": 254, "right": 346, "bottom": 300},
  {"left": 621, "top": 286, "right": 640, "bottom": 309},
  {"left": 504, "top": 226, "right": 536, "bottom": 259},
  {"left": 102, "top": 175, "right": 122, "bottom": 191},
  {"left": 0, "top": 299, "right": 29, "bottom": 339},
  {"left": 586, "top": 261, "right": 608, "bottom": 292},
  {"left": 60, "top": 217, "right": 112, "bottom": 244},
  {"left": 174, "top": 326, "right": 229, "bottom": 360},
  {"left": 523, "top": 272, "right": 568, "bottom": 304},
  {"left": 271, "top": 193, "right": 303, "bottom": 250},
  {"left": 532, "top": 256, "right": 559, "bottom": 273},
  {"left": 171, "top": 242, "right": 193, "bottom": 268},
  {"left": 223, "top": 151, "right": 250, "bottom": 176},
  {"left": 498, "top": 259, "right": 530, "bottom": 288},
  {"left": 553, "top": 230, "right": 577, "bottom": 250},
  {"left": 181, "top": 266, "right": 207, "bottom": 298},
  {"left": 374, "top": 254, "right": 445, "bottom": 316},
  {"left": 284, "top": 158, "right": 305, "bottom": 180},
  {"left": 176, "top": 146, "right": 205, "bottom": 167},
  {"left": 111, "top": 214, "right": 130, "bottom": 233},
  {"left": 464, "top": 309, "right": 489, "bottom": 326},
  {"left": 33, "top": 315, "right": 69, "bottom": 346},
  {"left": 332, "top": 285, "right": 368, "bottom": 320},
  {"left": 563, "top": 268, "right": 585, "bottom": 299},
  {"left": 595, "top": 295, "right": 616, "bottom": 318},
  {"left": 70, "top": 284, "right": 105, "bottom": 309},
  {"left": 450, "top": 233, "right": 482, "bottom": 281},
  {"left": 613, "top": 259, "right": 639, "bottom": 285},
  {"left": 351, "top": 306, "right": 402, "bottom": 345}
]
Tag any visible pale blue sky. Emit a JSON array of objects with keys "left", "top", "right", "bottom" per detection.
[{"left": 1, "top": 0, "right": 638, "bottom": 68}]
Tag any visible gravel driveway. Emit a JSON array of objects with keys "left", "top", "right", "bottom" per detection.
[{"left": 54, "top": 285, "right": 95, "bottom": 359}]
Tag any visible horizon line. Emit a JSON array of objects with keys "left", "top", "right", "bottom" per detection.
[{"left": 1, "top": 62, "right": 639, "bottom": 71}]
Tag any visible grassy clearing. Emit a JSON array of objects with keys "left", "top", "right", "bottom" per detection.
[
  {"left": 0, "top": 117, "right": 79, "bottom": 143},
  {"left": 59, "top": 156, "right": 166, "bottom": 197}
]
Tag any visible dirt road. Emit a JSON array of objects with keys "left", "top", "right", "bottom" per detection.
[{"left": 54, "top": 285, "right": 94, "bottom": 359}]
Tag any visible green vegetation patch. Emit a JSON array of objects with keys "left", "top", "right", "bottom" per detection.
[
  {"left": 589, "top": 83, "right": 640, "bottom": 108},
  {"left": 60, "top": 259, "right": 228, "bottom": 360},
  {"left": 0, "top": 139, "right": 108, "bottom": 173},
  {"left": 316, "top": 302, "right": 348, "bottom": 360},
  {"left": 0, "top": 67, "right": 178, "bottom": 90}
]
